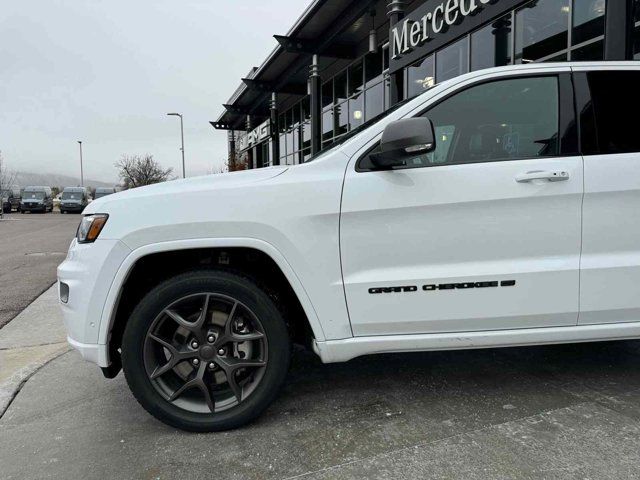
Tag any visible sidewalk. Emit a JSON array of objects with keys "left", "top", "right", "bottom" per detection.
[{"left": 0, "top": 285, "right": 69, "bottom": 416}]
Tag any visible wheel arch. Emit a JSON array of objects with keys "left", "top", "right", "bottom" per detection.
[{"left": 99, "top": 238, "right": 326, "bottom": 366}]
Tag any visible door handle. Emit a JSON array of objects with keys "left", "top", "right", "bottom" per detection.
[{"left": 515, "top": 170, "right": 569, "bottom": 183}]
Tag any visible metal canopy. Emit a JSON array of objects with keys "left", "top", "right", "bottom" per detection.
[{"left": 214, "top": 0, "right": 380, "bottom": 131}]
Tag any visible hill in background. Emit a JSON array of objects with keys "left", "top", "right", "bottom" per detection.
[{"left": 12, "top": 172, "right": 117, "bottom": 189}]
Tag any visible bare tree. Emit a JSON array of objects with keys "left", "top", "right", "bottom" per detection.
[
  {"left": 227, "top": 153, "right": 247, "bottom": 172},
  {"left": 115, "top": 154, "right": 173, "bottom": 189},
  {"left": 0, "top": 151, "right": 17, "bottom": 219}
]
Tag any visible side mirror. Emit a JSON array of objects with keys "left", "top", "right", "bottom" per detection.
[{"left": 370, "top": 117, "right": 436, "bottom": 169}]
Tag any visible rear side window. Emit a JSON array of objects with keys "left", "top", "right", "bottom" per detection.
[{"left": 585, "top": 71, "right": 640, "bottom": 154}]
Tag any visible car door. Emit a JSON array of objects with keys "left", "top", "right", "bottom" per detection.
[
  {"left": 340, "top": 73, "right": 583, "bottom": 336},
  {"left": 574, "top": 67, "right": 640, "bottom": 325}
]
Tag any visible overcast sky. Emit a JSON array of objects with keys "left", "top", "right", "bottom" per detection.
[{"left": 0, "top": 0, "right": 308, "bottom": 184}]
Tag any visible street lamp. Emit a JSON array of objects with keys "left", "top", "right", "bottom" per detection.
[
  {"left": 167, "top": 113, "right": 185, "bottom": 178},
  {"left": 77, "top": 141, "right": 84, "bottom": 187}
]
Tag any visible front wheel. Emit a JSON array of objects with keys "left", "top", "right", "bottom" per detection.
[{"left": 121, "top": 270, "right": 290, "bottom": 432}]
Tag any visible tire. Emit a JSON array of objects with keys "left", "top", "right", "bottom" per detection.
[{"left": 121, "top": 269, "right": 290, "bottom": 432}]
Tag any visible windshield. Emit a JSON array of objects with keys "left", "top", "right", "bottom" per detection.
[
  {"left": 24, "top": 192, "right": 45, "bottom": 200},
  {"left": 62, "top": 192, "right": 81, "bottom": 200},
  {"left": 94, "top": 192, "right": 112, "bottom": 199},
  {"left": 306, "top": 95, "right": 415, "bottom": 162}
]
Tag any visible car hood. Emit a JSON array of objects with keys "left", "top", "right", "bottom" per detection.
[{"left": 85, "top": 167, "right": 289, "bottom": 214}]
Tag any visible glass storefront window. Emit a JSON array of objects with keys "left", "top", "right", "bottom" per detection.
[
  {"left": 471, "top": 15, "right": 512, "bottom": 71},
  {"left": 322, "top": 80, "right": 333, "bottom": 108},
  {"left": 572, "top": 0, "right": 606, "bottom": 45},
  {"left": 302, "top": 97, "right": 310, "bottom": 122},
  {"left": 349, "top": 92, "right": 364, "bottom": 130},
  {"left": 292, "top": 104, "right": 301, "bottom": 126},
  {"left": 365, "top": 81, "right": 384, "bottom": 122},
  {"left": 322, "top": 108, "right": 333, "bottom": 142},
  {"left": 635, "top": 25, "right": 640, "bottom": 60},
  {"left": 335, "top": 102, "right": 348, "bottom": 137},
  {"left": 365, "top": 50, "right": 384, "bottom": 86},
  {"left": 278, "top": 112, "right": 287, "bottom": 159},
  {"left": 382, "top": 44, "right": 389, "bottom": 71},
  {"left": 436, "top": 38, "right": 468, "bottom": 82},
  {"left": 515, "top": 0, "right": 569, "bottom": 62},
  {"left": 406, "top": 55, "right": 435, "bottom": 99},
  {"left": 543, "top": 52, "right": 568, "bottom": 62},
  {"left": 384, "top": 76, "right": 391, "bottom": 110},
  {"left": 335, "top": 71, "right": 348, "bottom": 103},
  {"left": 286, "top": 129, "right": 294, "bottom": 156},
  {"left": 348, "top": 60, "right": 364, "bottom": 96},
  {"left": 572, "top": 39, "right": 603, "bottom": 60}
]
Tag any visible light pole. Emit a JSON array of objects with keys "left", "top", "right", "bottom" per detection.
[
  {"left": 167, "top": 113, "right": 185, "bottom": 178},
  {"left": 77, "top": 141, "right": 84, "bottom": 186}
]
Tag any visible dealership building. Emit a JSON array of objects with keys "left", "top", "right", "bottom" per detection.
[{"left": 212, "top": 0, "right": 639, "bottom": 169}]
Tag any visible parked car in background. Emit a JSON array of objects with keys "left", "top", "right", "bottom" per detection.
[
  {"left": 20, "top": 186, "right": 53, "bottom": 213},
  {"left": 1, "top": 187, "right": 21, "bottom": 213},
  {"left": 94, "top": 187, "right": 116, "bottom": 200},
  {"left": 60, "top": 187, "right": 89, "bottom": 214}
]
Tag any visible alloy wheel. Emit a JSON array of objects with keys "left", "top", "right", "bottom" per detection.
[{"left": 143, "top": 293, "right": 268, "bottom": 414}]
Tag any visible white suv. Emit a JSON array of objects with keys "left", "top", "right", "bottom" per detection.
[{"left": 58, "top": 62, "right": 640, "bottom": 431}]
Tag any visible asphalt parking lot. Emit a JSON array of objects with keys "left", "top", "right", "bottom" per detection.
[
  {"left": 3, "top": 214, "right": 640, "bottom": 479},
  {"left": 3, "top": 341, "right": 640, "bottom": 479},
  {"left": 0, "top": 212, "right": 79, "bottom": 328}
]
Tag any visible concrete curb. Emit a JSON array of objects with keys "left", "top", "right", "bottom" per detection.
[
  {"left": 0, "top": 285, "right": 70, "bottom": 418},
  {"left": 0, "top": 344, "right": 70, "bottom": 417}
]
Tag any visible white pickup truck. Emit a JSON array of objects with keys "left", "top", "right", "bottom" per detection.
[{"left": 58, "top": 62, "right": 640, "bottom": 431}]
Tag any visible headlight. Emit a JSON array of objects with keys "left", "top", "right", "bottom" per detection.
[{"left": 77, "top": 214, "right": 109, "bottom": 243}]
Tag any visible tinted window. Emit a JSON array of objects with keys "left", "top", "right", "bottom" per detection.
[
  {"left": 362, "top": 77, "right": 559, "bottom": 170},
  {"left": 586, "top": 71, "right": 640, "bottom": 154}
]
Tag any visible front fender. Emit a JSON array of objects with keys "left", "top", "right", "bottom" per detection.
[{"left": 97, "top": 237, "right": 328, "bottom": 359}]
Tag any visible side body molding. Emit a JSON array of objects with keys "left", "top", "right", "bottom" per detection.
[{"left": 97, "top": 237, "right": 327, "bottom": 357}]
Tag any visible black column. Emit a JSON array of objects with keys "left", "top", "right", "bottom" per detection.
[
  {"left": 246, "top": 115, "right": 254, "bottom": 169},
  {"left": 270, "top": 93, "right": 280, "bottom": 166},
  {"left": 388, "top": 0, "right": 405, "bottom": 106},
  {"left": 309, "top": 54, "right": 322, "bottom": 155},
  {"left": 605, "top": 0, "right": 634, "bottom": 60},
  {"left": 227, "top": 131, "right": 236, "bottom": 169},
  {"left": 492, "top": 16, "right": 512, "bottom": 67}
]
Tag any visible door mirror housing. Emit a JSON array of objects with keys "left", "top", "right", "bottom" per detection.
[{"left": 370, "top": 117, "right": 436, "bottom": 169}]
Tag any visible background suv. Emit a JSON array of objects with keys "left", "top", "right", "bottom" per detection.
[
  {"left": 60, "top": 187, "right": 89, "bottom": 214},
  {"left": 21, "top": 186, "right": 53, "bottom": 213},
  {"left": 1, "top": 187, "right": 21, "bottom": 213}
]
